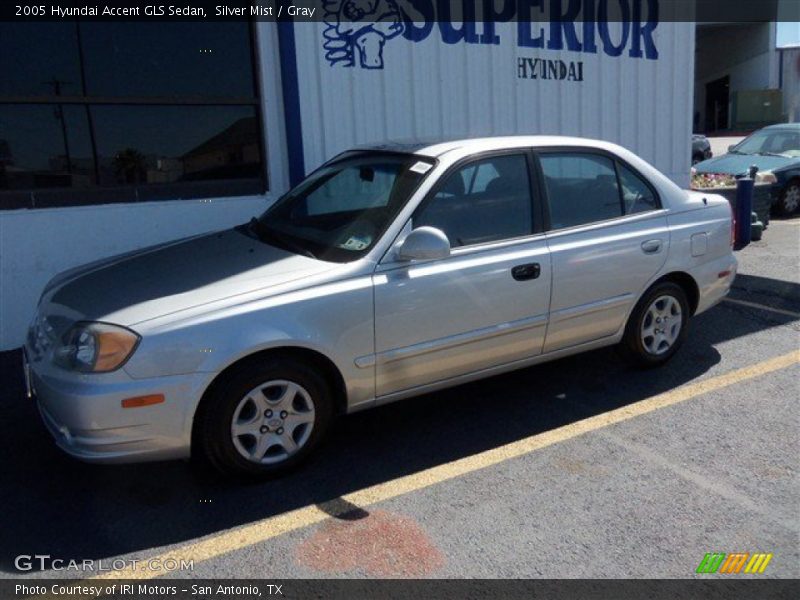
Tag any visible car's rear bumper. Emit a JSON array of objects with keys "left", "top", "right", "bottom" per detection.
[
  {"left": 693, "top": 254, "right": 738, "bottom": 315},
  {"left": 26, "top": 350, "right": 207, "bottom": 464}
]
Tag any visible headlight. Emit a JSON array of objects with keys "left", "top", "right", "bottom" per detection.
[
  {"left": 755, "top": 170, "right": 777, "bottom": 185},
  {"left": 53, "top": 322, "right": 140, "bottom": 373}
]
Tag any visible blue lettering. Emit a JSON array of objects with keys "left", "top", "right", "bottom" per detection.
[
  {"left": 598, "top": 0, "right": 630, "bottom": 57},
  {"left": 518, "top": 0, "right": 546, "bottom": 48},
  {"left": 629, "top": 0, "right": 659, "bottom": 59},
  {"left": 437, "top": 0, "right": 479, "bottom": 44},
  {"left": 548, "top": 0, "right": 583, "bottom": 51},
  {"left": 480, "top": 0, "right": 516, "bottom": 45},
  {"left": 400, "top": 0, "right": 435, "bottom": 42}
]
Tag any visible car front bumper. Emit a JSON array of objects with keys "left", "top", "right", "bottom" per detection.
[{"left": 25, "top": 348, "right": 209, "bottom": 464}]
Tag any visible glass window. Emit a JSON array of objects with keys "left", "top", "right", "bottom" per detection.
[
  {"left": 0, "top": 23, "right": 82, "bottom": 97},
  {"left": 618, "top": 164, "right": 658, "bottom": 214},
  {"left": 540, "top": 153, "right": 622, "bottom": 228},
  {"left": 0, "top": 22, "right": 262, "bottom": 210},
  {"left": 414, "top": 154, "right": 533, "bottom": 247},
  {"left": 80, "top": 23, "right": 256, "bottom": 98},
  {"left": 0, "top": 105, "right": 96, "bottom": 191},
  {"left": 258, "top": 153, "right": 433, "bottom": 263},
  {"left": 90, "top": 106, "right": 261, "bottom": 186}
]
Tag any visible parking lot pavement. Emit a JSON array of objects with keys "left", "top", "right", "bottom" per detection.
[{"left": 0, "top": 219, "right": 797, "bottom": 580}]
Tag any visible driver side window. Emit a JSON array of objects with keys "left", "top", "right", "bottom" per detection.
[{"left": 413, "top": 154, "right": 534, "bottom": 248}]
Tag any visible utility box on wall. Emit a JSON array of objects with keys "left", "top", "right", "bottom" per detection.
[{"left": 732, "top": 89, "right": 784, "bottom": 129}]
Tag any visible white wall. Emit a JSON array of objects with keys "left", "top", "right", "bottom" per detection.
[
  {"left": 0, "top": 22, "right": 287, "bottom": 350},
  {"left": 293, "top": 21, "right": 695, "bottom": 186}
]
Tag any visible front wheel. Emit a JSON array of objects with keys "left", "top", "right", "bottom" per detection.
[
  {"left": 195, "top": 357, "right": 334, "bottom": 478},
  {"left": 620, "top": 282, "right": 690, "bottom": 368}
]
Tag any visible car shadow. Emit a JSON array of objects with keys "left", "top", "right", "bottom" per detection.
[{"left": 0, "top": 277, "right": 796, "bottom": 574}]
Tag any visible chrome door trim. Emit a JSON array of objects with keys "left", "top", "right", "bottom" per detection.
[
  {"left": 549, "top": 293, "right": 634, "bottom": 324},
  {"left": 374, "top": 313, "right": 548, "bottom": 366}
]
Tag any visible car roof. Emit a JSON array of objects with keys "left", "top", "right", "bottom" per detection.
[
  {"left": 355, "top": 135, "right": 622, "bottom": 159},
  {"left": 761, "top": 123, "right": 800, "bottom": 131}
]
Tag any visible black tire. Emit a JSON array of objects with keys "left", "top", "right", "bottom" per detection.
[
  {"left": 775, "top": 181, "right": 800, "bottom": 216},
  {"left": 194, "top": 356, "right": 334, "bottom": 479},
  {"left": 620, "top": 281, "right": 690, "bottom": 368}
]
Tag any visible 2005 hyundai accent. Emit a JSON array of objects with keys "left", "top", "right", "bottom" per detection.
[{"left": 25, "top": 136, "right": 737, "bottom": 477}]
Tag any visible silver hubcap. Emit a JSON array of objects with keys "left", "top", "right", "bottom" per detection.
[
  {"left": 641, "top": 295, "right": 683, "bottom": 356},
  {"left": 783, "top": 185, "right": 799, "bottom": 213},
  {"left": 231, "top": 380, "right": 315, "bottom": 464}
]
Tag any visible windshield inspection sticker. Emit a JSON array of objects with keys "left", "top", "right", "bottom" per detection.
[
  {"left": 339, "top": 235, "right": 371, "bottom": 251},
  {"left": 409, "top": 161, "right": 433, "bottom": 174}
]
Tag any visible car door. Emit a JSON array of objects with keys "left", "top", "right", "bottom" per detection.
[
  {"left": 536, "top": 149, "right": 669, "bottom": 353},
  {"left": 372, "top": 151, "right": 552, "bottom": 398}
]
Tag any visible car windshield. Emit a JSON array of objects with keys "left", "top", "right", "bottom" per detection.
[
  {"left": 732, "top": 129, "right": 800, "bottom": 157},
  {"left": 255, "top": 152, "right": 434, "bottom": 262}
]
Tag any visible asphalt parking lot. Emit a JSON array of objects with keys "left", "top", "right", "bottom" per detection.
[{"left": 0, "top": 218, "right": 797, "bottom": 580}]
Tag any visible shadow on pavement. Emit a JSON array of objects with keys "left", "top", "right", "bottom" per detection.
[{"left": 0, "top": 274, "right": 796, "bottom": 574}]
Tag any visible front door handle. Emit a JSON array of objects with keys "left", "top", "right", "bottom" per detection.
[
  {"left": 511, "top": 263, "right": 541, "bottom": 281},
  {"left": 641, "top": 239, "right": 663, "bottom": 254}
]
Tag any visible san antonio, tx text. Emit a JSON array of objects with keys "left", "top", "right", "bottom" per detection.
[{"left": 17, "top": 583, "right": 280, "bottom": 597}]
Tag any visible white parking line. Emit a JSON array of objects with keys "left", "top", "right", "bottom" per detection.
[{"left": 723, "top": 297, "right": 800, "bottom": 319}]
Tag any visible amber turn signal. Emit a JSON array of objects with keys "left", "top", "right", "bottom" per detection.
[{"left": 121, "top": 394, "right": 165, "bottom": 409}]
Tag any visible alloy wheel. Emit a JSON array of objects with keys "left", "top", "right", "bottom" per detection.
[
  {"left": 230, "top": 379, "right": 315, "bottom": 464},
  {"left": 641, "top": 295, "right": 683, "bottom": 356}
]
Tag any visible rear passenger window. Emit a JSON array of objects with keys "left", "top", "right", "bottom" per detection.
[
  {"left": 618, "top": 163, "right": 658, "bottom": 214},
  {"left": 414, "top": 154, "right": 533, "bottom": 248},
  {"left": 540, "top": 153, "right": 622, "bottom": 229}
]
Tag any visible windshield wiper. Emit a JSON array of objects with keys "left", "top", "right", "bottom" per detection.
[
  {"left": 248, "top": 218, "right": 316, "bottom": 259},
  {"left": 756, "top": 151, "right": 788, "bottom": 157}
]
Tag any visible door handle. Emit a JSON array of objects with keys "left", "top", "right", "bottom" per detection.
[
  {"left": 511, "top": 263, "right": 541, "bottom": 281},
  {"left": 641, "top": 239, "right": 663, "bottom": 254}
]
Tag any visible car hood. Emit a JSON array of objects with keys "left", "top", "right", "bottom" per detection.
[
  {"left": 41, "top": 228, "right": 338, "bottom": 328},
  {"left": 694, "top": 153, "right": 798, "bottom": 175}
]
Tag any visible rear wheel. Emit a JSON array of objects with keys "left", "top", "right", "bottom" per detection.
[
  {"left": 621, "top": 282, "right": 690, "bottom": 368},
  {"left": 775, "top": 182, "right": 800, "bottom": 216},
  {"left": 195, "top": 357, "right": 334, "bottom": 478}
]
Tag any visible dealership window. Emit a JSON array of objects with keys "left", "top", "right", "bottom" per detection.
[{"left": 0, "top": 22, "right": 265, "bottom": 209}]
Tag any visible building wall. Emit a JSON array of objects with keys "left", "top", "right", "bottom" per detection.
[
  {"left": 694, "top": 22, "right": 780, "bottom": 131},
  {"left": 780, "top": 47, "right": 800, "bottom": 122},
  {"left": 291, "top": 21, "right": 695, "bottom": 186}
]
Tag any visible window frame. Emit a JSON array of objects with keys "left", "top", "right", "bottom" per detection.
[
  {"left": 0, "top": 20, "right": 266, "bottom": 210},
  {"left": 410, "top": 148, "right": 545, "bottom": 252},
  {"left": 532, "top": 146, "right": 662, "bottom": 232}
]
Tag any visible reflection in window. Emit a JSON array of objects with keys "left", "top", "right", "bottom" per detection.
[
  {"left": 90, "top": 106, "right": 261, "bottom": 186},
  {"left": 0, "top": 22, "right": 263, "bottom": 209},
  {"left": 618, "top": 164, "right": 658, "bottom": 214},
  {"left": 540, "top": 154, "right": 622, "bottom": 229},
  {"left": 415, "top": 154, "right": 533, "bottom": 247},
  {"left": 0, "top": 105, "right": 96, "bottom": 190},
  {"left": 80, "top": 23, "right": 255, "bottom": 98}
]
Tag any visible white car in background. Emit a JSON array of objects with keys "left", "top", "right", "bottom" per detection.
[{"left": 25, "top": 136, "right": 737, "bottom": 478}]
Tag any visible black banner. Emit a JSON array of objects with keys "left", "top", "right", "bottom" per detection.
[
  {"left": 2, "top": 0, "right": 799, "bottom": 23},
  {"left": 4, "top": 579, "right": 800, "bottom": 600}
]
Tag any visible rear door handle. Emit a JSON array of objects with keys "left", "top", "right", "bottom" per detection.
[
  {"left": 511, "top": 263, "right": 541, "bottom": 281},
  {"left": 641, "top": 239, "right": 663, "bottom": 254}
]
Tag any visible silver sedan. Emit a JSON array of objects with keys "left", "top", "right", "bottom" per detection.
[{"left": 25, "top": 136, "right": 737, "bottom": 477}]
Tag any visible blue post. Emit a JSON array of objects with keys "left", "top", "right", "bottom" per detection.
[{"left": 734, "top": 167, "right": 755, "bottom": 250}]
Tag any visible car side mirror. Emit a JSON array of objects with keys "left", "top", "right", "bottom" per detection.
[
  {"left": 728, "top": 145, "right": 736, "bottom": 152},
  {"left": 396, "top": 226, "right": 451, "bottom": 261}
]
